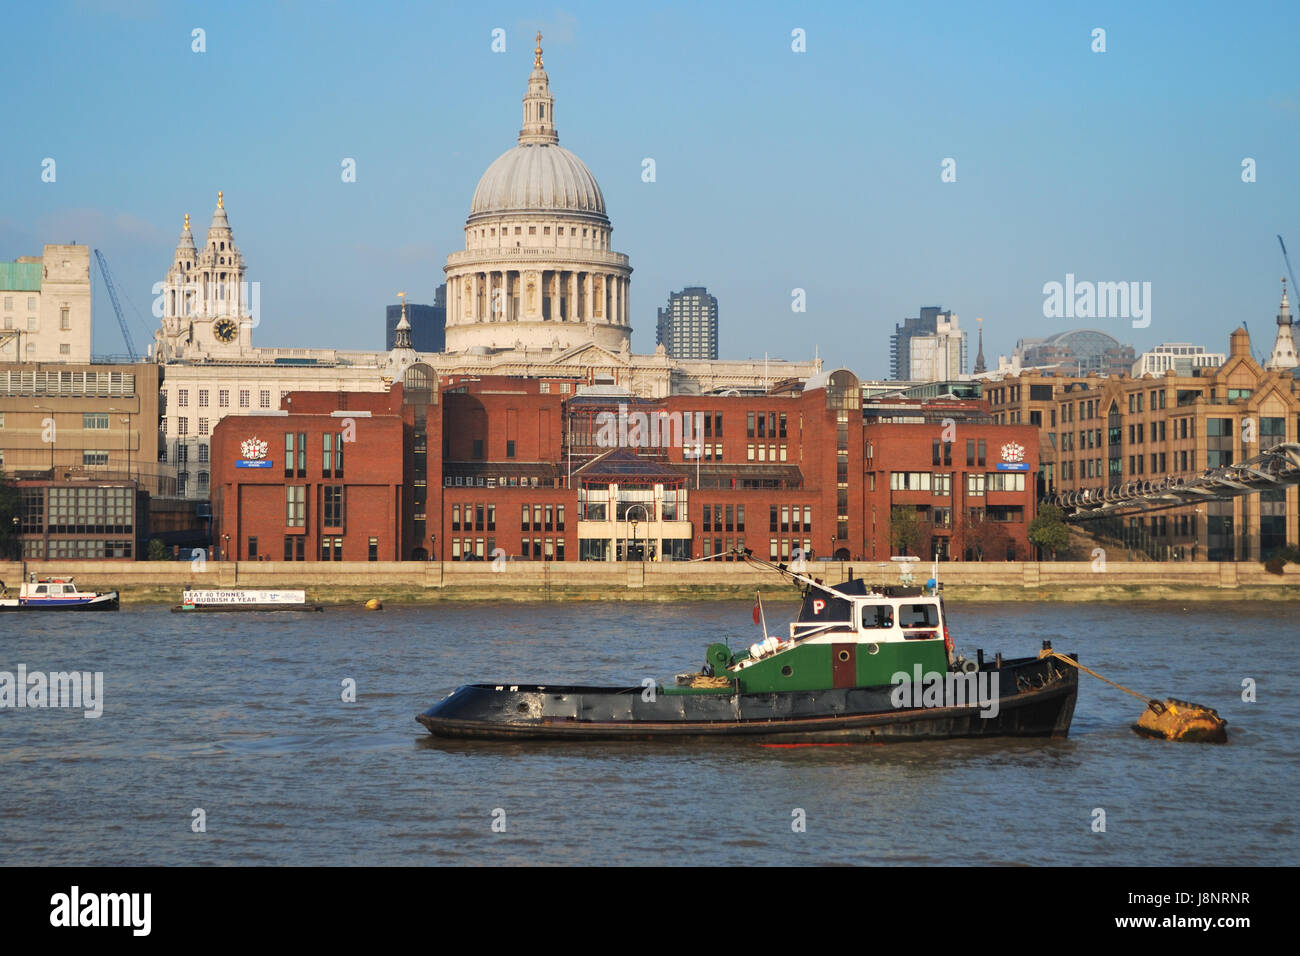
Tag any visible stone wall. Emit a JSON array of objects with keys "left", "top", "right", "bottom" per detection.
[{"left": 1, "top": 559, "right": 1296, "bottom": 604}]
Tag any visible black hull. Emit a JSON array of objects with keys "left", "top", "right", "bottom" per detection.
[{"left": 416, "top": 654, "right": 1078, "bottom": 743}]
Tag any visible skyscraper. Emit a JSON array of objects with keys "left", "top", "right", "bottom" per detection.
[
  {"left": 656, "top": 286, "right": 718, "bottom": 360},
  {"left": 891, "top": 307, "right": 966, "bottom": 381}
]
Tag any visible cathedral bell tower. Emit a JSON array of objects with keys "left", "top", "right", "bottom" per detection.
[{"left": 155, "top": 191, "right": 254, "bottom": 361}]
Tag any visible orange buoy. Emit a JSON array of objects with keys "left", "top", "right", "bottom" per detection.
[{"left": 1133, "top": 698, "right": 1228, "bottom": 743}]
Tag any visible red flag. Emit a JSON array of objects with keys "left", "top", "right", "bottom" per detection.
[{"left": 752, "top": 596, "right": 761, "bottom": 625}]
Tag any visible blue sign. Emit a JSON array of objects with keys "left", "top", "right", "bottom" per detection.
[
  {"left": 236, "top": 460, "right": 274, "bottom": 469},
  {"left": 996, "top": 462, "right": 1030, "bottom": 472}
]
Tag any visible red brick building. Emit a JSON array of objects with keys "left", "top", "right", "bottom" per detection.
[
  {"left": 211, "top": 367, "right": 1038, "bottom": 562},
  {"left": 861, "top": 397, "right": 1039, "bottom": 561},
  {"left": 211, "top": 364, "right": 443, "bottom": 562}
]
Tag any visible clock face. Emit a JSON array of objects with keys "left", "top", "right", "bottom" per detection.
[{"left": 213, "top": 319, "right": 238, "bottom": 343}]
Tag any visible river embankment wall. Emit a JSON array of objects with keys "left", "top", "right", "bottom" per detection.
[{"left": 1, "top": 560, "right": 1295, "bottom": 605}]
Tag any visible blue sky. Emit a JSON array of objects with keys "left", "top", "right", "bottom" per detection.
[{"left": 3, "top": 0, "right": 1298, "bottom": 376}]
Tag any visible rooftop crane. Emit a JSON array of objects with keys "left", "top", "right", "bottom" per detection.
[
  {"left": 1280, "top": 236, "right": 1299, "bottom": 301},
  {"left": 93, "top": 248, "right": 141, "bottom": 361}
]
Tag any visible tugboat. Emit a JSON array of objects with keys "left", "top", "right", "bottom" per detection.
[
  {"left": 416, "top": 552, "right": 1078, "bottom": 743},
  {"left": 0, "top": 576, "right": 120, "bottom": 612}
]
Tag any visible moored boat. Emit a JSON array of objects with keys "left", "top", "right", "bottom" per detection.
[
  {"left": 416, "top": 552, "right": 1078, "bottom": 743},
  {"left": 0, "top": 577, "right": 119, "bottom": 612}
]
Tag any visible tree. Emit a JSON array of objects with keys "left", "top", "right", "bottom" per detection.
[
  {"left": 1028, "top": 504, "right": 1071, "bottom": 559},
  {"left": 147, "top": 538, "right": 170, "bottom": 561},
  {"left": 890, "top": 507, "right": 932, "bottom": 557},
  {"left": 964, "top": 515, "right": 1011, "bottom": 561}
]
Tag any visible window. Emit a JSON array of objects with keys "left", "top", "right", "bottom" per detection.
[
  {"left": 177, "top": 418, "right": 189, "bottom": 436},
  {"left": 60, "top": 308, "right": 70, "bottom": 330},
  {"left": 297, "top": 432, "right": 307, "bottom": 476},
  {"left": 967, "top": 474, "right": 986, "bottom": 496},
  {"left": 59, "top": 344, "right": 70, "bottom": 355},
  {"left": 248, "top": 536, "right": 258, "bottom": 560},
  {"left": 239, "top": 390, "right": 250, "bottom": 408},
  {"left": 286, "top": 486, "right": 305, "bottom": 526},
  {"left": 889, "top": 472, "right": 932, "bottom": 491},
  {"left": 198, "top": 443, "right": 209, "bottom": 463},
  {"left": 323, "top": 433, "right": 333, "bottom": 476},
  {"left": 83, "top": 413, "right": 109, "bottom": 429},
  {"left": 861, "top": 605, "right": 894, "bottom": 629},
  {"left": 284, "top": 433, "right": 295, "bottom": 478},
  {"left": 323, "top": 486, "right": 344, "bottom": 527},
  {"left": 219, "top": 390, "right": 229, "bottom": 408},
  {"left": 260, "top": 390, "right": 271, "bottom": 409},
  {"left": 369, "top": 537, "right": 378, "bottom": 561},
  {"left": 986, "top": 472, "right": 1025, "bottom": 492},
  {"left": 178, "top": 389, "right": 189, "bottom": 408},
  {"left": 199, "top": 389, "right": 209, "bottom": 407},
  {"left": 82, "top": 451, "right": 109, "bottom": 466},
  {"left": 506, "top": 440, "right": 516, "bottom": 458}
]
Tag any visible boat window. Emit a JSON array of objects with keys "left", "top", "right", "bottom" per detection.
[
  {"left": 898, "top": 604, "right": 939, "bottom": 628},
  {"left": 34, "top": 586, "right": 47, "bottom": 594},
  {"left": 861, "top": 605, "right": 894, "bottom": 629}
]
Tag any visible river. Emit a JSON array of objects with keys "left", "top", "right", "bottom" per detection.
[{"left": 1, "top": 599, "right": 1295, "bottom": 865}]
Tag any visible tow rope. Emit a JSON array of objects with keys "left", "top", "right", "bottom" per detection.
[{"left": 1038, "top": 649, "right": 1227, "bottom": 743}]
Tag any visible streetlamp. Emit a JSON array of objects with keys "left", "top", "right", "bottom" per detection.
[
  {"left": 430, "top": 533, "right": 437, "bottom": 562},
  {"left": 626, "top": 502, "right": 651, "bottom": 563},
  {"left": 223, "top": 533, "right": 230, "bottom": 562}
]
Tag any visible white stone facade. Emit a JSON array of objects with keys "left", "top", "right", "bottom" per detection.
[
  {"left": 0, "top": 245, "right": 91, "bottom": 363},
  {"left": 443, "top": 36, "right": 632, "bottom": 355}
]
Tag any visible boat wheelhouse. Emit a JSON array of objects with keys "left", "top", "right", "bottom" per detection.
[{"left": 0, "top": 577, "right": 120, "bottom": 612}]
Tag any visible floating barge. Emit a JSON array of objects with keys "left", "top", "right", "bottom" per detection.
[
  {"left": 0, "top": 577, "right": 119, "bottom": 612},
  {"left": 172, "top": 588, "right": 323, "bottom": 612},
  {"left": 417, "top": 552, "right": 1078, "bottom": 743}
]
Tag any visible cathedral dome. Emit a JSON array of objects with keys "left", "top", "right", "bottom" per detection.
[{"left": 469, "top": 143, "right": 606, "bottom": 222}]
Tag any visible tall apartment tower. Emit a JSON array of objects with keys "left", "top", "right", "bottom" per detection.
[{"left": 655, "top": 286, "right": 718, "bottom": 360}]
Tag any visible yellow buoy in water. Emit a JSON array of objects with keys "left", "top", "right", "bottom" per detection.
[
  {"left": 1133, "top": 698, "right": 1228, "bottom": 743},
  {"left": 365, "top": 598, "right": 383, "bottom": 611}
]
